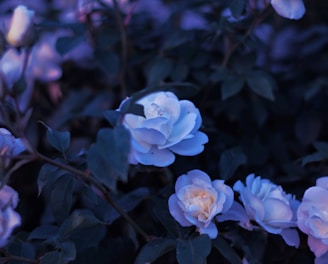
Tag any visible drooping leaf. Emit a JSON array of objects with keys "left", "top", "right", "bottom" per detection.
[
  {"left": 176, "top": 235, "right": 212, "bottom": 264},
  {"left": 212, "top": 236, "right": 242, "bottom": 264},
  {"left": 219, "top": 147, "right": 247, "bottom": 180},
  {"left": 247, "top": 70, "right": 275, "bottom": 101},
  {"left": 51, "top": 175, "right": 74, "bottom": 224},
  {"left": 135, "top": 238, "right": 176, "bottom": 264},
  {"left": 221, "top": 73, "right": 244, "bottom": 100},
  {"left": 87, "top": 126, "right": 130, "bottom": 191}
]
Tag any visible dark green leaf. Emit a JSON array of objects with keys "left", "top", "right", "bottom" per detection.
[
  {"left": 219, "top": 147, "right": 247, "bottom": 180},
  {"left": 301, "top": 152, "right": 326, "bottom": 166},
  {"left": 87, "top": 126, "right": 130, "bottom": 191},
  {"left": 51, "top": 175, "right": 74, "bottom": 223},
  {"left": 229, "top": 0, "right": 245, "bottom": 17},
  {"left": 40, "top": 122, "right": 70, "bottom": 152},
  {"left": 176, "top": 235, "right": 212, "bottom": 264},
  {"left": 28, "top": 225, "right": 59, "bottom": 240},
  {"left": 56, "top": 36, "right": 84, "bottom": 56},
  {"left": 162, "top": 31, "right": 193, "bottom": 49},
  {"left": 60, "top": 240, "right": 76, "bottom": 262},
  {"left": 147, "top": 58, "right": 173, "bottom": 85},
  {"left": 37, "top": 163, "right": 67, "bottom": 196},
  {"left": 7, "top": 241, "right": 36, "bottom": 262},
  {"left": 314, "top": 141, "right": 328, "bottom": 156},
  {"left": 221, "top": 74, "right": 244, "bottom": 100},
  {"left": 212, "top": 236, "right": 242, "bottom": 264},
  {"left": 103, "top": 110, "right": 122, "bottom": 126},
  {"left": 135, "top": 238, "right": 176, "bottom": 264},
  {"left": 95, "top": 50, "right": 120, "bottom": 75},
  {"left": 171, "top": 60, "right": 189, "bottom": 82},
  {"left": 41, "top": 251, "right": 64, "bottom": 264},
  {"left": 247, "top": 70, "right": 275, "bottom": 101}
]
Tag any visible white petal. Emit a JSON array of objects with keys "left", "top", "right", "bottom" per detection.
[
  {"left": 198, "top": 222, "right": 218, "bottom": 239},
  {"left": 135, "top": 146, "right": 175, "bottom": 166},
  {"left": 168, "top": 194, "right": 192, "bottom": 227},
  {"left": 133, "top": 127, "right": 167, "bottom": 145},
  {"left": 169, "top": 131, "right": 208, "bottom": 155},
  {"left": 279, "top": 228, "right": 300, "bottom": 247},
  {"left": 271, "top": 0, "right": 305, "bottom": 20}
]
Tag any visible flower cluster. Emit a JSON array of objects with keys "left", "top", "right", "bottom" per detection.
[
  {"left": 121, "top": 91, "right": 208, "bottom": 167},
  {"left": 0, "top": 185, "right": 21, "bottom": 247}
]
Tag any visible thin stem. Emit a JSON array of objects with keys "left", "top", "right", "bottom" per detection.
[
  {"left": 112, "top": 0, "right": 128, "bottom": 98},
  {"left": 36, "top": 152, "right": 150, "bottom": 241}
]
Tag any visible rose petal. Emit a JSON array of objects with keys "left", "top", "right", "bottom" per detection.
[
  {"left": 308, "top": 235, "right": 328, "bottom": 258},
  {"left": 270, "top": 0, "right": 305, "bottom": 20},
  {"left": 198, "top": 222, "right": 218, "bottom": 239},
  {"left": 169, "top": 131, "right": 208, "bottom": 155},
  {"left": 279, "top": 228, "right": 300, "bottom": 247},
  {"left": 213, "top": 180, "right": 234, "bottom": 213},
  {"left": 187, "top": 169, "right": 212, "bottom": 185},
  {"left": 263, "top": 198, "right": 293, "bottom": 222},
  {"left": 133, "top": 127, "right": 167, "bottom": 145},
  {"left": 316, "top": 177, "right": 328, "bottom": 190},
  {"left": 168, "top": 194, "right": 192, "bottom": 227},
  {"left": 134, "top": 146, "right": 175, "bottom": 166}
]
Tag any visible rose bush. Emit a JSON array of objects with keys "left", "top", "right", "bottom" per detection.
[
  {"left": 0, "top": 185, "right": 21, "bottom": 247},
  {"left": 168, "top": 169, "right": 233, "bottom": 238},
  {"left": 0, "top": 128, "right": 26, "bottom": 168},
  {"left": 6, "top": 5, "right": 35, "bottom": 47},
  {"left": 217, "top": 174, "right": 300, "bottom": 247},
  {"left": 121, "top": 91, "right": 208, "bottom": 166},
  {"left": 297, "top": 177, "right": 328, "bottom": 263}
]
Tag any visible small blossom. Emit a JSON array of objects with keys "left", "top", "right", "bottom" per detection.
[
  {"left": 297, "top": 177, "right": 328, "bottom": 262},
  {"left": 0, "top": 128, "right": 26, "bottom": 168},
  {"left": 6, "top": 5, "right": 35, "bottom": 47},
  {"left": 0, "top": 185, "right": 21, "bottom": 247},
  {"left": 217, "top": 174, "right": 300, "bottom": 247},
  {"left": 120, "top": 91, "right": 208, "bottom": 167},
  {"left": 168, "top": 170, "right": 234, "bottom": 238}
]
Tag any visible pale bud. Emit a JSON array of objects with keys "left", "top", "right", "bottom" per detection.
[{"left": 6, "top": 5, "right": 35, "bottom": 47}]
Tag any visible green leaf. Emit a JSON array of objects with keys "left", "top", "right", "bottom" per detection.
[
  {"left": 51, "top": 175, "right": 74, "bottom": 224},
  {"left": 135, "top": 238, "right": 176, "bottom": 264},
  {"left": 314, "top": 141, "right": 328, "bottom": 155},
  {"left": 229, "top": 0, "right": 245, "bottom": 17},
  {"left": 212, "top": 236, "right": 242, "bottom": 264},
  {"left": 247, "top": 70, "right": 275, "bottom": 101},
  {"left": 221, "top": 74, "right": 244, "bottom": 100},
  {"left": 56, "top": 36, "right": 84, "bottom": 56},
  {"left": 40, "top": 122, "right": 70, "bottom": 152},
  {"left": 219, "top": 147, "right": 247, "bottom": 180},
  {"left": 87, "top": 126, "right": 130, "bottom": 191},
  {"left": 176, "top": 235, "right": 212, "bottom": 264},
  {"left": 171, "top": 60, "right": 189, "bottom": 82},
  {"left": 95, "top": 50, "right": 120, "bottom": 75},
  {"left": 162, "top": 31, "right": 193, "bottom": 50},
  {"left": 41, "top": 251, "right": 64, "bottom": 264},
  {"left": 147, "top": 57, "right": 173, "bottom": 85},
  {"left": 28, "top": 225, "right": 59, "bottom": 240},
  {"left": 37, "top": 163, "right": 67, "bottom": 196},
  {"left": 103, "top": 110, "right": 122, "bottom": 126}
]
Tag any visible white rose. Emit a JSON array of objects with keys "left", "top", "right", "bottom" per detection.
[
  {"left": 217, "top": 174, "right": 300, "bottom": 247},
  {"left": 297, "top": 177, "right": 328, "bottom": 261},
  {"left": 0, "top": 128, "right": 26, "bottom": 168},
  {"left": 6, "top": 5, "right": 35, "bottom": 47},
  {"left": 121, "top": 91, "right": 208, "bottom": 167},
  {"left": 168, "top": 169, "right": 234, "bottom": 238},
  {"left": 0, "top": 185, "right": 21, "bottom": 247}
]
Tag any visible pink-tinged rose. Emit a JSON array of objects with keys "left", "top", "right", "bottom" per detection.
[
  {"left": 168, "top": 170, "right": 233, "bottom": 238},
  {"left": 0, "top": 185, "right": 21, "bottom": 247},
  {"left": 217, "top": 174, "right": 300, "bottom": 247},
  {"left": 297, "top": 177, "right": 328, "bottom": 260},
  {"left": 6, "top": 5, "right": 35, "bottom": 47},
  {"left": 121, "top": 92, "right": 208, "bottom": 167},
  {"left": 0, "top": 128, "right": 26, "bottom": 168}
]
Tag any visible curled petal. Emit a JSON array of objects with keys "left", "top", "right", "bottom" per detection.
[
  {"left": 169, "top": 132, "right": 208, "bottom": 156},
  {"left": 280, "top": 228, "right": 300, "bottom": 248},
  {"left": 198, "top": 222, "right": 218, "bottom": 239}
]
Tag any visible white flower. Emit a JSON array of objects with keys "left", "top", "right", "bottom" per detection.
[
  {"left": 217, "top": 174, "right": 300, "bottom": 247},
  {"left": 0, "top": 128, "right": 26, "bottom": 168},
  {"left": 168, "top": 169, "right": 233, "bottom": 238},
  {"left": 121, "top": 91, "right": 208, "bottom": 167},
  {"left": 297, "top": 177, "right": 328, "bottom": 261},
  {"left": 0, "top": 185, "right": 21, "bottom": 247},
  {"left": 6, "top": 5, "right": 35, "bottom": 47},
  {"left": 269, "top": 0, "right": 305, "bottom": 20}
]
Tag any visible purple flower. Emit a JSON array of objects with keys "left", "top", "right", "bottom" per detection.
[
  {"left": 168, "top": 170, "right": 233, "bottom": 238},
  {"left": 121, "top": 91, "right": 208, "bottom": 167},
  {"left": 217, "top": 174, "right": 300, "bottom": 247},
  {"left": 0, "top": 185, "right": 21, "bottom": 247},
  {"left": 297, "top": 177, "right": 328, "bottom": 261}
]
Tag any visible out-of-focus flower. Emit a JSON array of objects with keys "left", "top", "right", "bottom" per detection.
[
  {"left": 168, "top": 170, "right": 233, "bottom": 238},
  {"left": 6, "top": 5, "right": 35, "bottom": 47},
  {"left": 0, "top": 128, "right": 26, "bottom": 168},
  {"left": 297, "top": 177, "right": 328, "bottom": 262},
  {"left": 120, "top": 91, "right": 208, "bottom": 167},
  {"left": 269, "top": 0, "right": 305, "bottom": 20},
  {"left": 217, "top": 174, "right": 300, "bottom": 247},
  {"left": 0, "top": 49, "right": 23, "bottom": 91},
  {"left": 0, "top": 185, "right": 21, "bottom": 247}
]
